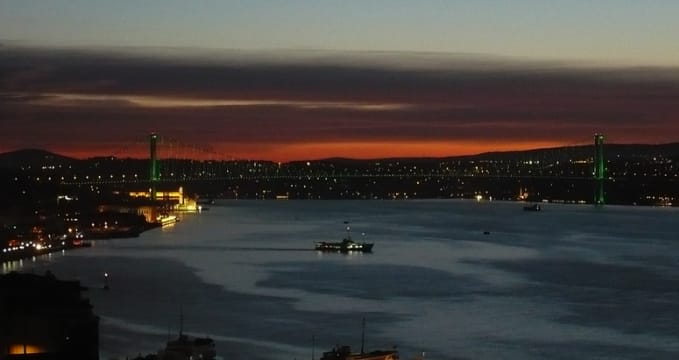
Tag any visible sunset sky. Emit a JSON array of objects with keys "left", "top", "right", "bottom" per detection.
[{"left": 1, "top": 1, "right": 679, "bottom": 161}]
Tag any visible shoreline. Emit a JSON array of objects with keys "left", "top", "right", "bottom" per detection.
[
  {"left": 1, "top": 241, "right": 93, "bottom": 264},
  {"left": 83, "top": 222, "right": 161, "bottom": 239},
  {"left": 1, "top": 223, "right": 164, "bottom": 264}
]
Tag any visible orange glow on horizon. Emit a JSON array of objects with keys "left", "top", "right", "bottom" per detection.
[
  {"left": 41, "top": 140, "right": 568, "bottom": 162},
  {"left": 260, "top": 140, "right": 567, "bottom": 161}
]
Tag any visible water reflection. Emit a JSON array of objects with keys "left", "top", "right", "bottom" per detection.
[{"left": 6, "top": 200, "right": 679, "bottom": 360}]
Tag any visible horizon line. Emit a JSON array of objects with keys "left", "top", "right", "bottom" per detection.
[
  {"left": 3, "top": 141, "right": 678, "bottom": 164},
  {"left": 5, "top": 41, "right": 679, "bottom": 70}
]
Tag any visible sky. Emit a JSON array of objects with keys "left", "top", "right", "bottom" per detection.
[{"left": 1, "top": 1, "right": 679, "bottom": 161}]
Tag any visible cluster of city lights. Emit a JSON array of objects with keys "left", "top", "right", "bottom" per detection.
[
  {"left": 2, "top": 241, "right": 52, "bottom": 254},
  {"left": 2, "top": 232, "right": 84, "bottom": 255}
]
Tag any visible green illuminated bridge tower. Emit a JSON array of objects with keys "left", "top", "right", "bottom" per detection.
[
  {"left": 594, "top": 133, "right": 605, "bottom": 205},
  {"left": 149, "top": 133, "right": 159, "bottom": 201}
]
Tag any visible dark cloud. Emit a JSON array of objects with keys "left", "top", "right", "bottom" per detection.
[{"left": 1, "top": 45, "right": 679, "bottom": 159}]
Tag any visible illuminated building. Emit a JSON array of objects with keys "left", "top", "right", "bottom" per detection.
[
  {"left": 0, "top": 272, "right": 99, "bottom": 360},
  {"left": 129, "top": 186, "right": 198, "bottom": 213}
]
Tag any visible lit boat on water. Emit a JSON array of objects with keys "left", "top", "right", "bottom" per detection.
[
  {"left": 319, "top": 345, "right": 398, "bottom": 360},
  {"left": 317, "top": 318, "right": 398, "bottom": 360},
  {"left": 315, "top": 239, "right": 374, "bottom": 253},
  {"left": 157, "top": 214, "right": 179, "bottom": 226},
  {"left": 315, "top": 222, "right": 373, "bottom": 253}
]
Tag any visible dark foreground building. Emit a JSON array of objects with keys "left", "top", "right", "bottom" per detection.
[{"left": 0, "top": 271, "right": 99, "bottom": 360}]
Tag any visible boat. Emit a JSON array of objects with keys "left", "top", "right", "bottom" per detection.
[
  {"left": 315, "top": 239, "right": 374, "bottom": 253},
  {"left": 156, "top": 309, "right": 216, "bottom": 360},
  {"left": 318, "top": 318, "right": 398, "bottom": 360},
  {"left": 157, "top": 334, "right": 216, "bottom": 360},
  {"left": 157, "top": 214, "right": 179, "bottom": 226},
  {"left": 319, "top": 345, "right": 399, "bottom": 360},
  {"left": 523, "top": 203, "right": 541, "bottom": 211},
  {"left": 315, "top": 222, "right": 373, "bottom": 253}
]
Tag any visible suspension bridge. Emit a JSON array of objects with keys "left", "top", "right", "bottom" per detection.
[{"left": 57, "top": 132, "right": 611, "bottom": 204}]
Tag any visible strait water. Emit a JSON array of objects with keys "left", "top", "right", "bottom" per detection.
[{"left": 4, "top": 200, "right": 679, "bottom": 360}]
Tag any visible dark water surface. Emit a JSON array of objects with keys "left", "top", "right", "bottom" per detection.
[{"left": 4, "top": 200, "right": 679, "bottom": 359}]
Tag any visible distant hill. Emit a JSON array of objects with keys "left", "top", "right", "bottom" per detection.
[
  {"left": 465, "top": 143, "right": 679, "bottom": 162},
  {"left": 2, "top": 143, "right": 679, "bottom": 169},
  {"left": 315, "top": 143, "right": 679, "bottom": 163},
  {"left": 0, "top": 149, "right": 79, "bottom": 169}
]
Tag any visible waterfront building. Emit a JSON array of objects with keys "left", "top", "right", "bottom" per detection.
[{"left": 129, "top": 186, "right": 198, "bottom": 213}]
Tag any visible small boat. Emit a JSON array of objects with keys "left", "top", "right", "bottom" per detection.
[
  {"left": 315, "top": 222, "right": 373, "bottom": 253},
  {"left": 523, "top": 204, "right": 541, "bottom": 211},
  {"left": 157, "top": 214, "right": 179, "bottom": 226}
]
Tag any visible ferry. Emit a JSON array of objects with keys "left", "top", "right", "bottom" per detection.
[
  {"left": 315, "top": 239, "right": 374, "bottom": 253},
  {"left": 157, "top": 334, "right": 216, "bottom": 360},
  {"left": 319, "top": 345, "right": 398, "bottom": 360},
  {"left": 156, "top": 310, "right": 216, "bottom": 360},
  {"left": 315, "top": 222, "right": 373, "bottom": 253},
  {"left": 318, "top": 318, "right": 398, "bottom": 360}
]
